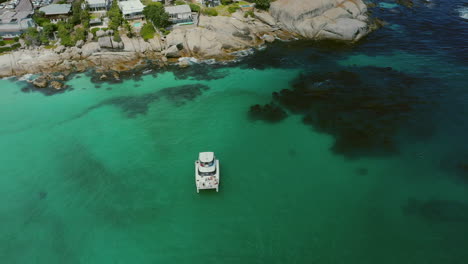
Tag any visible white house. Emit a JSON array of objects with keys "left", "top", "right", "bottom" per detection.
[
  {"left": 118, "top": 0, "right": 144, "bottom": 20},
  {"left": 86, "top": 0, "right": 111, "bottom": 11},
  {"left": 0, "top": 0, "right": 34, "bottom": 38},
  {"left": 0, "top": 11, "right": 35, "bottom": 39},
  {"left": 165, "top": 4, "right": 193, "bottom": 24}
]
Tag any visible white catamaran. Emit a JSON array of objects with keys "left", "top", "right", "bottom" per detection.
[{"left": 195, "top": 152, "right": 220, "bottom": 193}]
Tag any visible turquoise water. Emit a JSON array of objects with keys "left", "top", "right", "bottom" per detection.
[
  {"left": 379, "top": 2, "right": 400, "bottom": 9},
  {"left": 1, "top": 0, "right": 468, "bottom": 263}
]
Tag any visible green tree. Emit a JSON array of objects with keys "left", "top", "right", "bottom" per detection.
[
  {"left": 113, "top": 31, "right": 121, "bottom": 42},
  {"left": 140, "top": 23, "right": 155, "bottom": 41},
  {"left": 143, "top": 3, "right": 170, "bottom": 29},
  {"left": 74, "top": 27, "right": 87, "bottom": 42},
  {"left": 23, "top": 27, "right": 41, "bottom": 46},
  {"left": 189, "top": 3, "right": 200, "bottom": 12},
  {"left": 32, "top": 11, "right": 50, "bottom": 27},
  {"left": 124, "top": 21, "right": 134, "bottom": 38},
  {"left": 57, "top": 21, "right": 75, "bottom": 46},
  {"left": 81, "top": 9, "right": 90, "bottom": 29},
  {"left": 252, "top": 0, "right": 271, "bottom": 10},
  {"left": 70, "top": 0, "right": 82, "bottom": 25},
  {"left": 228, "top": 5, "right": 239, "bottom": 13},
  {"left": 221, "top": 0, "right": 233, "bottom": 5},
  {"left": 39, "top": 22, "right": 57, "bottom": 44},
  {"left": 107, "top": 0, "right": 123, "bottom": 31},
  {"left": 174, "top": 0, "right": 185, "bottom": 5}
]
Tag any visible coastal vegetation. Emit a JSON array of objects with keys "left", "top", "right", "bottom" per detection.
[
  {"left": 124, "top": 21, "right": 135, "bottom": 38},
  {"left": 107, "top": 0, "right": 124, "bottom": 31},
  {"left": 228, "top": 5, "right": 240, "bottom": 13},
  {"left": 143, "top": 3, "right": 171, "bottom": 29},
  {"left": 250, "top": 0, "right": 271, "bottom": 10},
  {"left": 189, "top": 3, "right": 200, "bottom": 12},
  {"left": 140, "top": 23, "right": 156, "bottom": 41},
  {"left": 23, "top": 0, "right": 91, "bottom": 47},
  {"left": 202, "top": 8, "right": 218, "bottom": 17},
  {"left": 0, "top": 38, "right": 20, "bottom": 54}
]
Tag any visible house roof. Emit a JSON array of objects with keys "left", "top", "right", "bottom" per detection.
[
  {"left": 118, "top": 0, "right": 144, "bottom": 15},
  {"left": 0, "top": 18, "right": 34, "bottom": 32},
  {"left": 39, "top": 4, "right": 72, "bottom": 16},
  {"left": 15, "top": 0, "right": 34, "bottom": 12},
  {"left": 86, "top": 0, "right": 107, "bottom": 6},
  {"left": 0, "top": 10, "right": 32, "bottom": 23},
  {"left": 165, "top": 4, "right": 191, "bottom": 15}
]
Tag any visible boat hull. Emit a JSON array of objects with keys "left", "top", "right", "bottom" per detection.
[{"left": 195, "top": 160, "right": 220, "bottom": 193}]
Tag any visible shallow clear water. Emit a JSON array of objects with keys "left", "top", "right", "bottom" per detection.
[{"left": 1, "top": 0, "right": 468, "bottom": 263}]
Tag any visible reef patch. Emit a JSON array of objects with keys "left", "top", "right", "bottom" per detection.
[{"left": 249, "top": 66, "right": 437, "bottom": 158}]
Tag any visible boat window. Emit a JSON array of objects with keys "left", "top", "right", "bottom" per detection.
[
  {"left": 198, "top": 169, "right": 216, "bottom": 176},
  {"left": 201, "top": 161, "right": 214, "bottom": 167}
]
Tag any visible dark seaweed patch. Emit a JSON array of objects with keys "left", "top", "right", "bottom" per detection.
[
  {"left": 38, "top": 191, "right": 47, "bottom": 200},
  {"left": 355, "top": 167, "right": 369, "bottom": 176},
  {"left": 439, "top": 150, "right": 468, "bottom": 184},
  {"left": 288, "top": 149, "right": 297, "bottom": 157},
  {"left": 170, "top": 64, "right": 229, "bottom": 81},
  {"left": 402, "top": 198, "right": 468, "bottom": 223},
  {"left": 97, "top": 83, "right": 209, "bottom": 117},
  {"left": 56, "top": 143, "right": 160, "bottom": 227},
  {"left": 59, "top": 84, "right": 209, "bottom": 123},
  {"left": 249, "top": 67, "right": 437, "bottom": 158},
  {"left": 20, "top": 83, "right": 69, "bottom": 96},
  {"left": 235, "top": 40, "right": 356, "bottom": 70},
  {"left": 248, "top": 103, "right": 288, "bottom": 123}
]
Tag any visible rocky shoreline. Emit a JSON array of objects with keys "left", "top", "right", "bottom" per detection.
[{"left": 0, "top": 0, "right": 375, "bottom": 91}]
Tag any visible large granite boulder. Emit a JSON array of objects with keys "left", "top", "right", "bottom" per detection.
[
  {"left": 81, "top": 42, "right": 101, "bottom": 57},
  {"left": 98, "top": 36, "right": 124, "bottom": 49},
  {"left": 75, "top": 40, "right": 84, "bottom": 48},
  {"left": 32, "top": 76, "right": 48, "bottom": 88},
  {"left": 121, "top": 36, "right": 162, "bottom": 53},
  {"left": 54, "top": 45, "right": 66, "bottom": 54},
  {"left": 162, "top": 45, "right": 181, "bottom": 58},
  {"left": 254, "top": 11, "right": 277, "bottom": 27},
  {"left": 96, "top": 30, "right": 106, "bottom": 38},
  {"left": 270, "top": 0, "right": 370, "bottom": 41},
  {"left": 164, "top": 14, "right": 275, "bottom": 58}
]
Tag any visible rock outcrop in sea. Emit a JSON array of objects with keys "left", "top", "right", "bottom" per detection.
[{"left": 270, "top": 0, "right": 370, "bottom": 41}]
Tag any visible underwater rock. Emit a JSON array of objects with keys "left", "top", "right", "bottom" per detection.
[
  {"left": 50, "top": 81, "right": 64, "bottom": 90},
  {"left": 32, "top": 76, "right": 48, "bottom": 88},
  {"left": 253, "top": 66, "right": 434, "bottom": 158},
  {"left": 249, "top": 103, "right": 288, "bottom": 123},
  {"left": 396, "top": 0, "right": 414, "bottom": 8}
]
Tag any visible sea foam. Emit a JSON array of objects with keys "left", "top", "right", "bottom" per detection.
[{"left": 458, "top": 7, "right": 468, "bottom": 19}]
